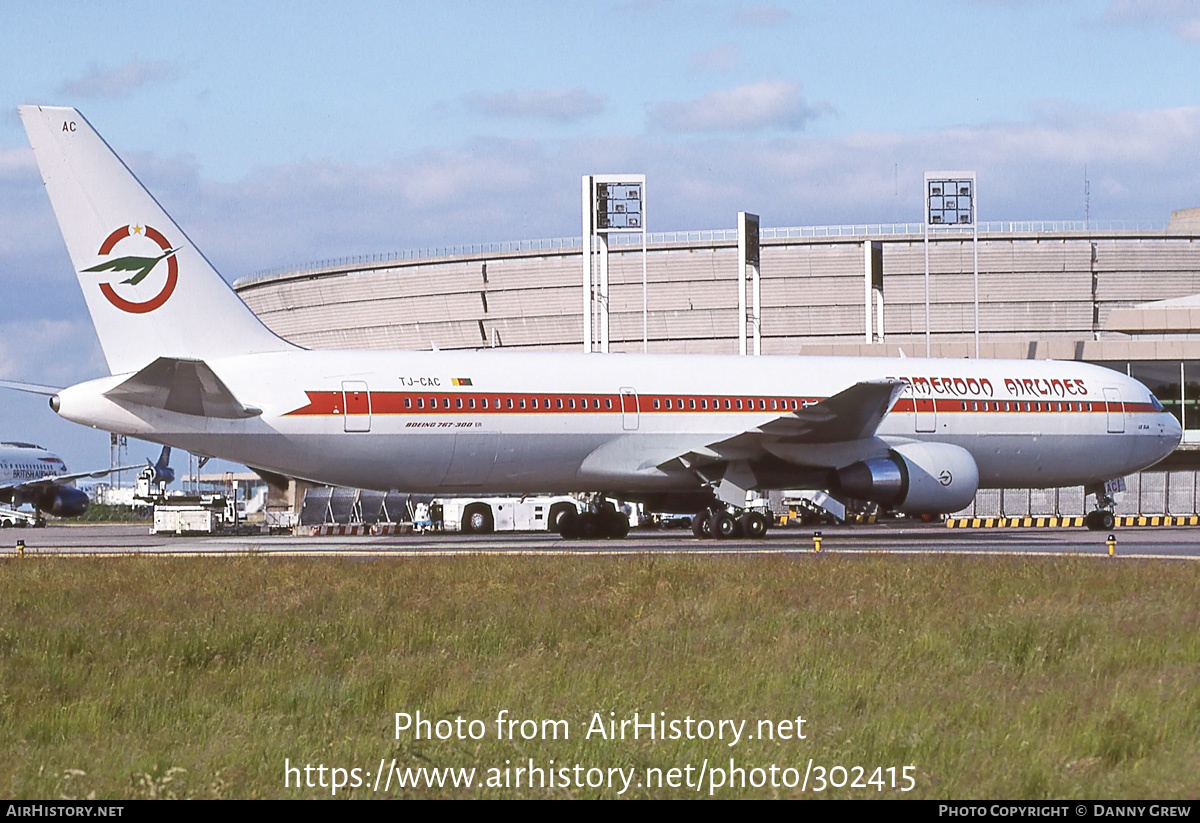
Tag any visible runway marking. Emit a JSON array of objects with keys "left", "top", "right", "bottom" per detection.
[{"left": 4, "top": 548, "right": 1198, "bottom": 561}]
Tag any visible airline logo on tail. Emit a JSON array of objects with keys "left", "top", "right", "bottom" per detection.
[{"left": 82, "top": 225, "right": 180, "bottom": 313}]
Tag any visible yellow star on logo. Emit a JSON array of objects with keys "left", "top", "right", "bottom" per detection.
[{"left": 132, "top": 225, "right": 143, "bottom": 235}]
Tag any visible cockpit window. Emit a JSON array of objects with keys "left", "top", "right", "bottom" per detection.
[{"left": 1149, "top": 394, "right": 1164, "bottom": 412}]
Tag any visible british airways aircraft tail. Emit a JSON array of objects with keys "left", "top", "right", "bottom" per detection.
[{"left": 19, "top": 105, "right": 297, "bottom": 376}]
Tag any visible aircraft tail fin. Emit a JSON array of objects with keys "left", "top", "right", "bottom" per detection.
[
  {"left": 19, "top": 105, "right": 297, "bottom": 375},
  {"left": 147, "top": 446, "right": 175, "bottom": 486}
]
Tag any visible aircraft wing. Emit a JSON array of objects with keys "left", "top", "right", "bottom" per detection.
[
  {"left": 0, "top": 379, "right": 63, "bottom": 396},
  {"left": 667, "top": 379, "right": 907, "bottom": 466},
  {"left": 0, "top": 465, "right": 143, "bottom": 507},
  {"left": 104, "top": 357, "right": 261, "bottom": 419}
]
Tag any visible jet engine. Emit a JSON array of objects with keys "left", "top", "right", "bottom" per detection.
[
  {"left": 836, "top": 442, "right": 979, "bottom": 514},
  {"left": 35, "top": 486, "right": 90, "bottom": 517}
]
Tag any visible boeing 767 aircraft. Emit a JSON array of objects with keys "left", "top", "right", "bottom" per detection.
[{"left": 12, "top": 105, "right": 1181, "bottom": 537}]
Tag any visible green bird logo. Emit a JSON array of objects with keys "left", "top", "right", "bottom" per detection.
[{"left": 83, "top": 247, "right": 179, "bottom": 287}]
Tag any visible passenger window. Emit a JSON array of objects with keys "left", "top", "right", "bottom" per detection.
[
  {"left": 606, "top": 399, "right": 612, "bottom": 409},
  {"left": 507, "top": 398, "right": 514, "bottom": 409},
  {"left": 690, "top": 399, "right": 696, "bottom": 409},
  {"left": 531, "top": 398, "right": 538, "bottom": 409},
  {"left": 405, "top": 398, "right": 412, "bottom": 409},
  {"left": 666, "top": 399, "right": 672, "bottom": 410},
  {"left": 654, "top": 399, "right": 660, "bottom": 409},
  {"left": 519, "top": 398, "right": 526, "bottom": 409},
  {"left": 417, "top": 398, "right": 424, "bottom": 409},
  {"left": 456, "top": 398, "right": 463, "bottom": 409},
  {"left": 468, "top": 398, "right": 475, "bottom": 409}
]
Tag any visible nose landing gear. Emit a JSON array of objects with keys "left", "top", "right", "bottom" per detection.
[{"left": 1084, "top": 481, "right": 1119, "bottom": 531}]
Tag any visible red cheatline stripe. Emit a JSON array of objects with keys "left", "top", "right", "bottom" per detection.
[{"left": 282, "top": 390, "right": 1164, "bottom": 418}]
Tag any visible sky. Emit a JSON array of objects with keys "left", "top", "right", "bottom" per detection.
[{"left": 2, "top": 0, "right": 1200, "bottom": 476}]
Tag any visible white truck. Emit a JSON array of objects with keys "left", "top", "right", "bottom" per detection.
[
  {"left": 435, "top": 496, "right": 580, "bottom": 534},
  {"left": 0, "top": 508, "right": 42, "bottom": 528}
]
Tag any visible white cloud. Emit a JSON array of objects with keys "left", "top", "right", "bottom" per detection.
[
  {"left": 648, "top": 81, "right": 831, "bottom": 133},
  {"left": 1104, "top": 0, "right": 1200, "bottom": 42},
  {"left": 462, "top": 89, "right": 606, "bottom": 122},
  {"left": 57, "top": 58, "right": 180, "bottom": 99},
  {"left": 0, "top": 318, "right": 104, "bottom": 386}
]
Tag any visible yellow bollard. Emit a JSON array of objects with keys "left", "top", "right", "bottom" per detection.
[
  {"left": 16, "top": 539, "right": 24, "bottom": 557},
  {"left": 813, "top": 530, "right": 822, "bottom": 553},
  {"left": 1107, "top": 533, "right": 1116, "bottom": 557}
]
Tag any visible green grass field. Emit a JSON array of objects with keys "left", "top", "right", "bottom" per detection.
[{"left": 1, "top": 554, "right": 1197, "bottom": 799}]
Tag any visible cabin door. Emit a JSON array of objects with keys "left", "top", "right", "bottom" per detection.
[
  {"left": 620, "top": 388, "right": 640, "bottom": 431},
  {"left": 1103, "top": 387, "right": 1125, "bottom": 434}
]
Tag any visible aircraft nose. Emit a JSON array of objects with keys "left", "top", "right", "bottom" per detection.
[{"left": 1156, "top": 412, "right": 1183, "bottom": 462}]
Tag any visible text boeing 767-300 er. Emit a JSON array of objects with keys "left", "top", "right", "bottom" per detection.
[{"left": 14, "top": 105, "right": 1181, "bottom": 537}]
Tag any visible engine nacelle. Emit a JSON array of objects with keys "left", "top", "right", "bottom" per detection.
[
  {"left": 36, "top": 486, "right": 90, "bottom": 517},
  {"left": 836, "top": 442, "right": 979, "bottom": 514}
]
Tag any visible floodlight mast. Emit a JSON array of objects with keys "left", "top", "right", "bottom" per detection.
[
  {"left": 923, "top": 171, "right": 979, "bottom": 358},
  {"left": 582, "top": 175, "right": 647, "bottom": 353},
  {"left": 738, "top": 212, "right": 761, "bottom": 356}
]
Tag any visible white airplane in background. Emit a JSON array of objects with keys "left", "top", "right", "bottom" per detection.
[
  {"left": 0, "top": 439, "right": 122, "bottom": 520},
  {"left": 11, "top": 105, "right": 1182, "bottom": 537}
]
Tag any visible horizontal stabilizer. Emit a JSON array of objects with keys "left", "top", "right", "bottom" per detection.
[
  {"left": 0, "top": 379, "right": 63, "bottom": 396},
  {"left": 104, "top": 357, "right": 261, "bottom": 419}
]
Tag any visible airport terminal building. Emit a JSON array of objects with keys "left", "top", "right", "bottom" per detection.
[{"left": 232, "top": 207, "right": 1200, "bottom": 518}]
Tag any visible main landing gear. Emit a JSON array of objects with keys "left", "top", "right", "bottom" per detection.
[
  {"left": 556, "top": 499, "right": 630, "bottom": 540},
  {"left": 690, "top": 507, "right": 770, "bottom": 540}
]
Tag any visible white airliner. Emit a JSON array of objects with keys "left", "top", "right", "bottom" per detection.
[
  {"left": 0, "top": 440, "right": 110, "bottom": 519},
  {"left": 13, "top": 105, "right": 1182, "bottom": 537}
]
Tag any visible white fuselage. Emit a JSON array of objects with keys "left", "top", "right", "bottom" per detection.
[
  {"left": 0, "top": 444, "right": 67, "bottom": 488},
  {"left": 53, "top": 350, "right": 1181, "bottom": 496}
]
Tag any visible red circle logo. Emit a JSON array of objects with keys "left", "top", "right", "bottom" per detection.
[{"left": 85, "top": 225, "right": 179, "bottom": 314}]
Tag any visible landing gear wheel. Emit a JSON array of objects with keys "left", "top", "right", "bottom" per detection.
[
  {"left": 740, "top": 510, "right": 769, "bottom": 539},
  {"left": 549, "top": 503, "right": 576, "bottom": 535},
  {"left": 709, "top": 510, "right": 738, "bottom": 539},
  {"left": 691, "top": 511, "right": 712, "bottom": 538},
  {"left": 556, "top": 509, "right": 578, "bottom": 538},
  {"left": 601, "top": 510, "right": 630, "bottom": 539},
  {"left": 575, "top": 511, "right": 600, "bottom": 539},
  {"left": 1086, "top": 510, "right": 1115, "bottom": 531}
]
